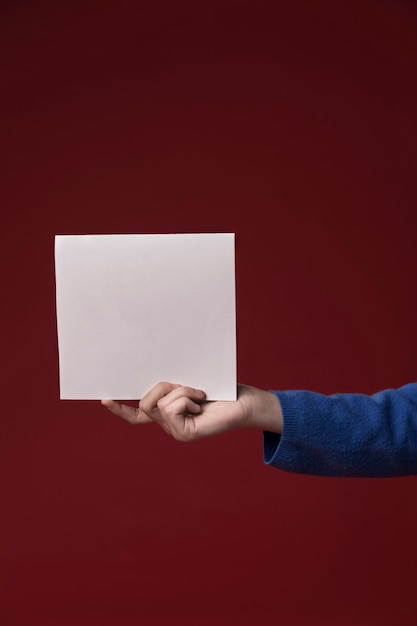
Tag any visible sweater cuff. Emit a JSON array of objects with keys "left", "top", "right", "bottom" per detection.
[{"left": 263, "top": 390, "right": 298, "bottom": 468}]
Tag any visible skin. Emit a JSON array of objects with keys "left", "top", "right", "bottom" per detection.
[{"left": 101, "top": 382, "right": 283, "bottom": 441}]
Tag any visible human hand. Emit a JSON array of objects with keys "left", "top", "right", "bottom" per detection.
[{"left": 101, "top": 382, "right": 282, "bottom": 441}]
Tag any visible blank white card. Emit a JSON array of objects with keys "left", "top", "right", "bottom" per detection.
[{"left": 55, "top": 234, "right": 236, "bottom": 400}]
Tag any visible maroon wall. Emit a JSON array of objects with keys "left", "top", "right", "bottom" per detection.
[{"left": 1, "top": 1, "right": 417, "bottom": 624}]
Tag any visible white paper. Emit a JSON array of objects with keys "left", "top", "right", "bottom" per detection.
[{"left": 55, "top": 234, "right": 236, "bottom": 401}]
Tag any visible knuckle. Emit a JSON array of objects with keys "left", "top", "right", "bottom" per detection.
[
  {"left": 158, "top": 381, "right": 170, "bottom": 394},
  {"left": 156, "top": 397, "right": 168, "bottom": 413}
]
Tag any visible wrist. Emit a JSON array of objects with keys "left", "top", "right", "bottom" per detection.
[
  {"left": 257, "top": 390, "right": 283, "bottom": 434},
  {"left": 240, "top": 386, "right": 283, "bottom": 434}
]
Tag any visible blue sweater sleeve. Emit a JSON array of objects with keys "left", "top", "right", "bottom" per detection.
[{"left": 263, "top": 383, "right": 417, "bottom": 477}]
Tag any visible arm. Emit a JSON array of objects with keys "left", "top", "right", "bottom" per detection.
[
  {"left": 265, "top": 384, "right": 417, "bottom": 477},
  {"left": 101, "top": 382, "right": 417, "bottom": 477}
]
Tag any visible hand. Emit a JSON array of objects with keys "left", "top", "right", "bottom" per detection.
[{"left": 101, "top": 382, "right": 282, "bottom": 441}]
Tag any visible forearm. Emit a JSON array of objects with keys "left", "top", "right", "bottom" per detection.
[{"left": 264, "top": 383, "right": 417, "bottom": 477}]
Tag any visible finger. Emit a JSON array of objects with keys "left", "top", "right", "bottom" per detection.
[
  {"left": 101, "top": 399, "right": 152, "bottom": 425},
  {"left": 139, "top": 381, "right": 178, "bottom": 415},
  {"left": 162, "top": 395, "right": 203, "bottom": 418},
  {"left": 156, "top": 385, "right": 206, "bottom": 412}
]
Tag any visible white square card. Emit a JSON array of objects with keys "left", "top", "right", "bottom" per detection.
[{"left": 55, "top": 233, "right": 236, "bottom": 400}]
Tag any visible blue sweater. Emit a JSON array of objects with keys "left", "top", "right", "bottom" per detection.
[{"left": 264, "top": 383, "right": 417, "bottom": 477}]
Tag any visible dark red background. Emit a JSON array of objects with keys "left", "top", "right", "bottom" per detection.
[{"left": 1, "top": 1, "right": 417, "bottom": 624}]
